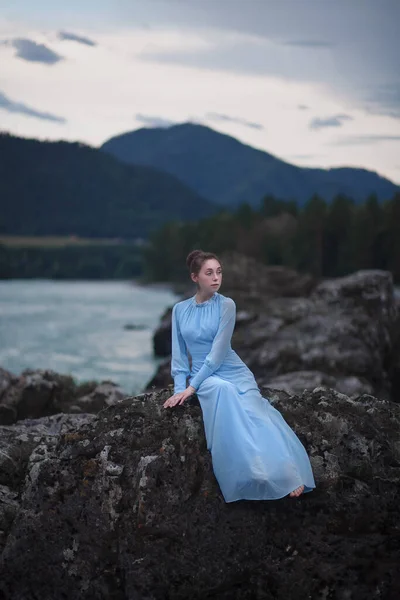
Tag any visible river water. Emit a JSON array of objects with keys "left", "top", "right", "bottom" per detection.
[{"left": 0, "top": 280, "right": 179, "bottom": 395}]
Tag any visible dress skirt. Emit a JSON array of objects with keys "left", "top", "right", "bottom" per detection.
[{"left": 195, "top": 374, "right": 316, "bottom": 502}]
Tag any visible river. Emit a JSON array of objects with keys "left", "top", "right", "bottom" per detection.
[{"left": 0, "top": 280, "right": 179, "bottom": 395}]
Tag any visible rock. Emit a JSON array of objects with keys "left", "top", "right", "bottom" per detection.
[
  {"left": 72, "top": 382, "right": 125, "bottom": 413},
  {"left": 0, "top": 369, "right": 77, "bottom": 424},
  {"left": 220, "top": 250, "right": 317, "bottom": 303},
  {"left": 123, "top": 323, "right": 148, "bottom": 331},
  {"left": 0, "top": 412, "right": 97, "bottom": 560},
  {"left": 0, "top": 387, "right": 399, "bottom": 599},
  {"left": 0, "top": 368, "right": 17, "bottom": 401},
  {"left": 0, "top": 369, "right": 126, "bottom": 425},
  {"left": 388, "top": 296, "right": 400, "bottom": 403},
  {"left": 146, "top": 357, "right": 174, "bottom": 391},
  {"left": 248, "top": 270, "right": 398, "bottom": 399},
  {"left": 264, "top": 370, "right": 374, "bottom": 397},
  {"left": 152, "top": 307, "right": 173, "bottom": 357}
]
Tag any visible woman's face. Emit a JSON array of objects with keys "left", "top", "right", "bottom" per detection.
[{"left": 191, "top": 259, "right": 222, "bottom": 293}]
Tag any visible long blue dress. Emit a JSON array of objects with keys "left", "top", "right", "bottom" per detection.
[{"left": 171, "top": 291, "right": 316, "bottom": 502}]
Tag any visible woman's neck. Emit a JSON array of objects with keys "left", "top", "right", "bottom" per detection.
[{"left": 195, "top": 289, "right": 215, "bottom": 303}]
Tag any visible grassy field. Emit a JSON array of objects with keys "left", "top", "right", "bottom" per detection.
[{"left": 0, "top": 235, "right": 131, "bottom": 248}]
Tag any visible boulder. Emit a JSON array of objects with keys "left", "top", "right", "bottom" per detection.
[
  {"left": 0, "top": 369, "right": 125, "bottom": 425},
  {"left": 219, "top": 250, "right": 317, "bottom": 304},
  {"left": 152, "top": 307, "right": 173, "bottom": 357},
  {"left": 0, "top": 387, "right": 399, "bottom": 599},
  {"left": 264, "top": 370, "right": 374, "bottom": 397},
  {"left": 246, "top": 270, "right": 397, "bottom": 399},
  {"left": 69, "top": 381, "right": 125, "bottom": 413}
]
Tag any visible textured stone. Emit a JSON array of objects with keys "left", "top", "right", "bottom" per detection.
[
  {"left": 0, "top": 370, "right": 125, "bottom": 425},
  {"left": 0, "top": 387, "right": 399, "bottom": 599}
]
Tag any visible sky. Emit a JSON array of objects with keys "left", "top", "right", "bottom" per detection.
[{"left": 1, "top": 0, "right": 400, "bottom": 184}]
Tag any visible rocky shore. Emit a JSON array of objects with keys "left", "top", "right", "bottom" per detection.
[{"left": 0, "top": 385, "right": 399, "bottom": 599}]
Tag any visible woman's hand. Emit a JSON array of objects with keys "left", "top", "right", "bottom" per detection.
[{"left": 163, "top": 385, "right": 196, "bottom": 408}]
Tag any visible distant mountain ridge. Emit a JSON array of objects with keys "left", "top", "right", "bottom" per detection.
[
  {"left": 0, "top": 133, "right": 216, "bottom": 239},
  {"left": 101, "top": 123, "right": 399, "bottom": 206}
]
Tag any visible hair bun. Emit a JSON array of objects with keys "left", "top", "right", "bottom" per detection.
[
  {"left": 186, "top": 249, "right": 203, "bottom": 269},
  {"left": 185, "top": 249, "right": 221, "bottom": 276}
]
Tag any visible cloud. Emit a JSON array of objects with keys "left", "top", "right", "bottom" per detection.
[
  {"left": 282, "top": 40, "right": 334, "bottom": 48},
  {"left": 136, "top": 112, "right": 263, "bottom": 130},
  {"left": 8, "top": 38, "right": 63, "bottom": 64},
  {"left": 298, "top": 104, "right": 310, "bottom": 110},
  {"left": 309, "top": 114, "right": 353, "bottom": 130},
  {"left": 0, "top": 91, "right": 66, "bottom": 123},
  {"left": 135, "top": 113, "right": 176, "bottom": 127},
  {"left": 289, "top": 153, "right": 325, "bottom": 160},
  {"left": 58, "top": 31, "right": 97, "bottom": 47},
  {"left": 330, "top": 134, "right": 400, "bottom": 146},
  {"left": 205, "top": 112, "right": 263, "bottom": 130},
  {"left": 132, "top": 0, "right": 400, "bottom": 120},
  {"left": 364, "top": 82, "right": 400, "bottom": 119}
]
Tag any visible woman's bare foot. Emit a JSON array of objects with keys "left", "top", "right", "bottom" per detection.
[{"left": 289, "top": 484, "right": 304, "bottom": 497}]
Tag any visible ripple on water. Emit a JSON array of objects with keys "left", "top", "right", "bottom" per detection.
[{"left": 0, "top": 280, "right": 178, "bottom": 395}]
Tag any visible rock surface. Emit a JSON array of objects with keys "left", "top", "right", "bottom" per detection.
[
  {"left": 0, "top": 386, "right": 399, "bottom": 599},
  {"left": 152, "top": 307, "right": 173, "bottom": 357},
  {"left": 148, "top": 267, "right": 400, "bottom": 401},
  {"left": 218, "top": 250, "right": 317, "bottom": 304},
  {"left": 0, "top": 368, "right": 125, "bottom": 425}
]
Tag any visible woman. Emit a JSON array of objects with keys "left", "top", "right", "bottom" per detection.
[{"left": 163, "top": 249, "right": 316, "bottom": 502}]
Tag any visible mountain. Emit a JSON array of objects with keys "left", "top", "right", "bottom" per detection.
[
  {"left": 101, "top": 123, "right": 399, "bottom": 207},
  {"left": 0, "top": 133, "right": 216, "bottom": 239}
]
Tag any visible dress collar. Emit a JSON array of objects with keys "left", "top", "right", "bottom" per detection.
[{"left": 192, "top": 291, "right": 219, "bottom": 307}]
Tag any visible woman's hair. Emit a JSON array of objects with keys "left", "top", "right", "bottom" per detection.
[{"left": 186, "top": 249, "right": 221, "bottom": 275}]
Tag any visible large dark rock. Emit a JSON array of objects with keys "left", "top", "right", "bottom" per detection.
[
  {"left": 264, "top": 370, "right": 374, "bottom": 397},
  {"left": 148, "top": 269, "right": 400, "bottom": 401},
  {"left": 388, "top": 296, "right": 400, "bottom": 403},
  {"left": 0, "top": 412, "right": 97, "bottom": 558},
  {"left": 219, "top": 250, "right": 317, "bottom": 306},
  {"left": 0, "top": 369, "right": 125, "bottom": 425},
  {"left": 0, "top": 386, "right": 399, "bottom": 599},
  {"left": 244, "top": 270, "right": 398, "bottom": 399},
  {"left": 146, "top": 357, "right": 173, "bottom": 391},
  {"left": 152, "top": 307, "right": 173, "bottom": 357}
]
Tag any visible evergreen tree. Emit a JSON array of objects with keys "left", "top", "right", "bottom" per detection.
[
  {"left": 294, "top": 194, "right": 327, "bottom": 277},
  {"left": 325, "top": 194, "right": 356, "bottom": 276}
]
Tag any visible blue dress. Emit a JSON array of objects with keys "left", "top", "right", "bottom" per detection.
[{"left": 171, "top": 291, "right": 316, "bottom": 502}]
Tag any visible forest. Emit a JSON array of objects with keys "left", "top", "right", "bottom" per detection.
[
  {"left": 142, "top": 192, "right": 400, "bottom": 284},
  {"left": 0, "top": 242, "right": 143, "bottom": 279},
  {"left": 2, "top": 192, "right": 399, "bottom": 282}
]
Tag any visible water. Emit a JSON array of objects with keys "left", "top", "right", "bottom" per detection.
[{"left": 0, "top": 280, "right": 179, "bottom": 395}]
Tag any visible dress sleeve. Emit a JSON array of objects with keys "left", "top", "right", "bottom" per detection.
[
  {"left": 189, "top": 297, "right": 236, "bottom": 391},
  {"left": 171, "top": 304, "right": 190, "bottom": 394}
]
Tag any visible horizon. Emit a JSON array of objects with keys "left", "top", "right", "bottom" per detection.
[{"left": 1, "top": 0, "right": 399, "bottom": 184}]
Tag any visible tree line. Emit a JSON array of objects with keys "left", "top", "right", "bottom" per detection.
[
  {"left": 0, "top": 244, "right": 143, "bottom": 279},
  {"left": 142, "top": 192, "right": 400, "bottom": 283}
]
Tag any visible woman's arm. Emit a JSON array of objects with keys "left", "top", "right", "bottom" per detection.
[
  {"left": 189, "top": 297, "right": 236, "bottom": 391},
  {"left": 171, "top": 303, "right": 191, "bottom": 394}
]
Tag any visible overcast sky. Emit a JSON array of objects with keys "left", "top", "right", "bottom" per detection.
[{"left": 1, "top": 0, "right": 399, "bottom": 183}]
